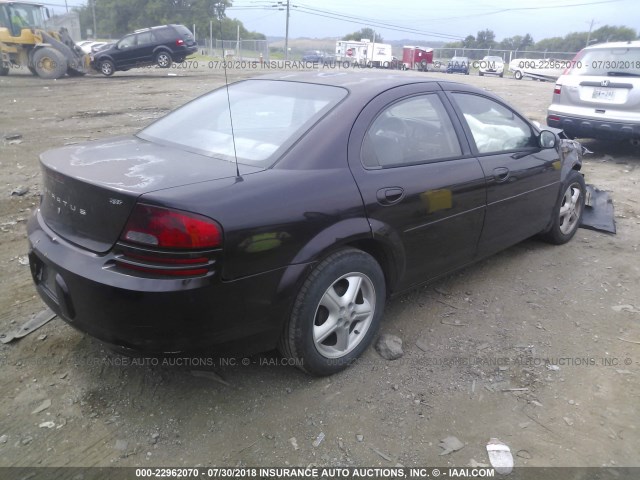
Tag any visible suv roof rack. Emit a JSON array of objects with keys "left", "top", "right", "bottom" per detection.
[{"left": 133, "top": 25, "right": 169, "bottom": 33}]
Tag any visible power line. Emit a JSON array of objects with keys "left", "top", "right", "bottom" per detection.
[{"left": 229, "top": 4, "right": 465, "bottom": 40}]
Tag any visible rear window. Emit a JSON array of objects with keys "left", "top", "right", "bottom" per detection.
[
  {"left": 153, "top": 27, "right": 174, "bottom": 42},
  {"left": 137, "top": 80, "right": 347, "bottom": 166},
  {"left": 173, "top": 25, "right": 194, "bottom": 38},
  {"left": 568, "top": 46, "right": 640, "bottom": 77}
]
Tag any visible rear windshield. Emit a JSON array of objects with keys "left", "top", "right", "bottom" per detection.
[
  {"left": 173, "top": 25, "right": 193, "bottom": 38},
  {"left": 137, "top": 80, "right": 347, "bottom": 166},
  {"left": 569, "top": 46, "right": 640, "bottom": 77}
]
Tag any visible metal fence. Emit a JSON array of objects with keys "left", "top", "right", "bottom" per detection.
[
  {"left": 433, "top": 47, "right": 578, "bottom": 62},
  {"left": 198, "top": 39, "right": 270, "bottom": 61},
  {"left": 47, "top": 11, "right": 81, "bottom": 42}
]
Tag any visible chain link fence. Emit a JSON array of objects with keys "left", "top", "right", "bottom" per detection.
[
  {"left": 432, "top": 47, "right": 578, "bottom": 62},
  {"left": 198, "top": 39, "right": 269, "bottom": 61}
]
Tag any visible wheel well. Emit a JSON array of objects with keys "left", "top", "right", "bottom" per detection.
[{"left": 344, "top": 239, "right": 397, "bottom": 295}]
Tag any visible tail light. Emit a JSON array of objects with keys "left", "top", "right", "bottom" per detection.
[
  {"left": 115, "top": 204, "right": 222, "bottom": 278},
  {"left": 121, "top": 204, "right": 221, "bottom": 249},
  {"left": 553, "top": 85, "right": 562, "bottom": 95},
  {"left": 176, "top": 39, "right": 185, "bottom": 46}
]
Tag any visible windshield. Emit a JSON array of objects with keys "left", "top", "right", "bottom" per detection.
[
  {"left": 138, "top": 80, "right": 347, "bottom": 166},
  {"left": 6, "top": 4, "right": 46, "bottom": 30},
  {"left": 569, "top": 46, "right": 640, "bottom": 76}
]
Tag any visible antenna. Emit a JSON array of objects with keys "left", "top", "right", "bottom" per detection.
[{"left": 215, "top": 2, "right": 241, "bottom": 179}]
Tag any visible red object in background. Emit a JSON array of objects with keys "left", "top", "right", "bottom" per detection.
[{"left": 402, "top": 46, "right": 434, "bottom": 71}]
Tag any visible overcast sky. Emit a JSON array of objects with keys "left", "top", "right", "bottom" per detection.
[
  {"left": 49, "top": 0, "right": 639, "bottom": 44},
  {"left": 226, "top": 0, "right": 640, "bottom": 43}
]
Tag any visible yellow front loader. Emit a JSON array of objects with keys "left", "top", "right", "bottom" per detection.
[{"left": 0, "top": 0, "right": 90, "bottom": 79}]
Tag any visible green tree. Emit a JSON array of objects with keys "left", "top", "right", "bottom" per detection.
[
  {"left": 342, "top": 28, "right": 383, "bottom": 43},
  {"left": 475, "top": 29, "right": 496, "bottom": 49},
  {"left": 462, "top": 35, "right": 476, "bottom": 48},
  {"left": 534, "top": 25, "right": 637, "bottom": 53},
  {"left": 498, "top": 34, "right": 534, "bottom": 52},
  {"left": 75, "top": 0, "right": 264, "bottom": 40}
]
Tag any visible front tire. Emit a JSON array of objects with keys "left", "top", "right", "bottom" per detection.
[
  {"left": 279, "top": 248, "right": 386, "bottom": 376},
  {"left": 32, "top": 48, "right": 67, "bottom": 79},
  {"left": 514, "top": 70, "right": 523, "bottom": 80},
  {"left": 540, "top": 170, "right": 585, "bottom": 245},
  {"left": 99, "top": 59, "right": 115, "bottom": 76}
]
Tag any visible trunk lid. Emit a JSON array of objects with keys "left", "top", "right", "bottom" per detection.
[{"left": 39, "top": 136, "right": 260, "bottom": 253}]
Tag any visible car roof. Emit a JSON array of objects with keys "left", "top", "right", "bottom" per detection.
[
  {"left": 585, "top": 40, "right": 640, "bottom": 50},
  {"left": 249, "top": 71, "right": 485, "bottom": 101},
  {"left": 132, "top": 24, "right": 182, "bottom": 34}
]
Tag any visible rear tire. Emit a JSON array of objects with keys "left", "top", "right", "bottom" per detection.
[
  {"left": 540, "top": 170, "right": 585, "bottom": 245},
  {"left": 0, "top": 64, "right": 9, "bottom": 76},
  {"left": 32, "top": 48, "right": 67, "bottom": 79},
  {"left": 156, "top": 51, "right": 172, "bottom": 68},
  {"left": 514, "top": 70, "right": 522, "bottom": 80},
  {"left": 278, "top": 248, "right": 386, "bottom": 376}
]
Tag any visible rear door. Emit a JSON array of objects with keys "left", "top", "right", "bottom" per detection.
[
  {"left": 132, "top": 31, "right": 156, "bottom": 65},
  {"left": 348, "top": 83, "right": 486, "bottom": 291},
  {"left": 446, "top": 90, "right": 561, "bottom": 257}
]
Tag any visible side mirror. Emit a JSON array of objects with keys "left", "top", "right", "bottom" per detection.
[{"left": 539, "top": 130, "right": 557, "bottom": 149}]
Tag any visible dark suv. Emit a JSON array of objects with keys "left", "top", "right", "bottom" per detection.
[{"left": 92, "top": 24, "right": 197, "bottom": 76}]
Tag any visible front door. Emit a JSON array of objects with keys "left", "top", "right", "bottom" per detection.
[{"left": 446, "top": 91, "right": 562, "bottom": 257}]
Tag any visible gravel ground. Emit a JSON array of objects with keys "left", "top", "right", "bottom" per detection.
[{"left": 0, "top": 64, "right": 639, "bottom": 470}]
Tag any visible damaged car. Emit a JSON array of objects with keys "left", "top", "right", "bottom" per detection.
[
  {"left": 28, "top": 72, "right": 585, "bottom": 376},
  {"left": 547, "top": 40, "right": 640, "bottom": 142}
]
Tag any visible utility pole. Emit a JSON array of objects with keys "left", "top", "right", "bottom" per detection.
[
  {"left": 586, "top": 19, "right": 598, "bottom": 47},
  {"left": 285, "top": 0, "right": 290, "bottom": 60},
  {"left": 272, "top": 1, "right": 290, "bottom": 60},
  {"left": 90, "top": 0, "right": 97, "bottom": 38}
]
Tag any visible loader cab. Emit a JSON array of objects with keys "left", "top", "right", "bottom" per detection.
[{"left": 0, "top": 2, "right": 48, "bottom": 37}]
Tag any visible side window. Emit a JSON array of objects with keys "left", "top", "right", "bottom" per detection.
[
  {"left": 154, "top": 28, "right": 173, "bottom": 42},
  {"left": 362, "top": 95, "right": 462, "bottom": 168},
  {"left": 118, "top": 35, "right": 135, "bottom": 49},
  {"left": 451, "top": 93, "right": 536, "bottom": 154},
  {"left": 136, "top": 32, "right": 153, "bottom": 45}
]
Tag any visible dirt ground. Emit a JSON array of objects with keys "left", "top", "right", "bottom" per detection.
[{"left": 1, "top": 64, "right": 639, "bottom": 471}]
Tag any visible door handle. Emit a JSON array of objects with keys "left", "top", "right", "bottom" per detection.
[
  {"left": 493, "top": 167, "right": 510, "bottom": 183},
  {"left": 376, "top": 187, "right": 404, "bottom": 206}
]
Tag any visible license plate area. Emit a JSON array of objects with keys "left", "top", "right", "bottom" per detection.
[
  {"left": 29, "top": 252, "right": 58, "bottom": 302},
  {"left": 592, "top": 88, "right": 615, "bottom": 101}
]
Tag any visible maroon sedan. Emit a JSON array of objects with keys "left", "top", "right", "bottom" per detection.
[{"left": 28, "top": 72, "right": 584, "bottom": 375}]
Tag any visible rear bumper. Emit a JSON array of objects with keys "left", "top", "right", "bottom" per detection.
[
  {"left": 546, "top": 112, "right": 640, "bottom": 140},
  {"left": 27, "top": 210, "right": 304, "bottom": 355}
]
